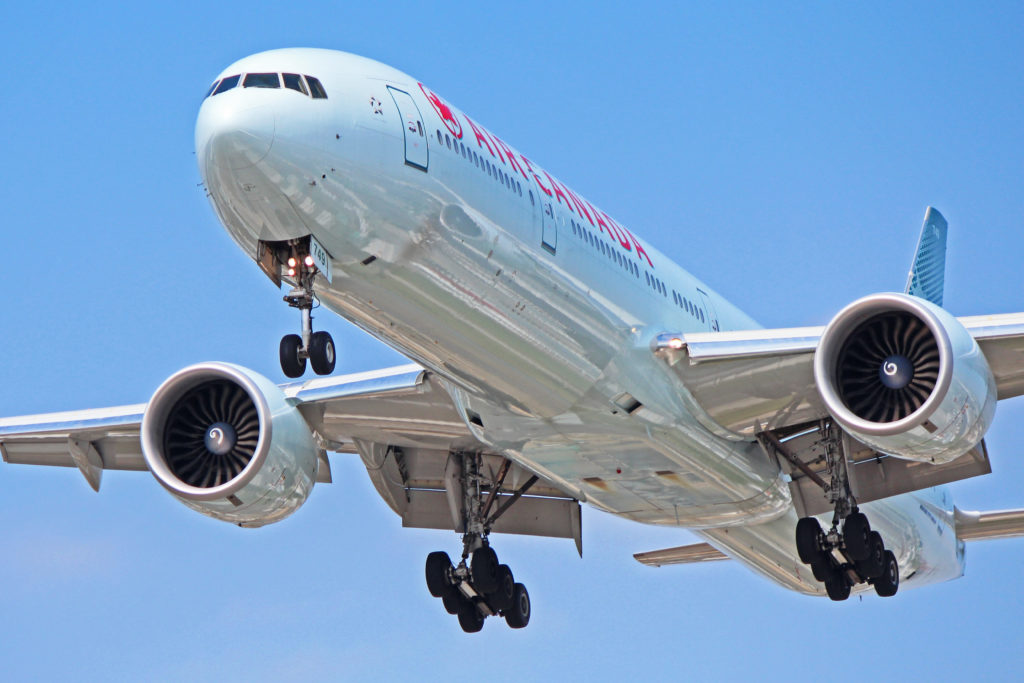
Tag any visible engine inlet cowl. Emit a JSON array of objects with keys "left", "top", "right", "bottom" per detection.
[
  {"left": 141, "top": 362, "right": 319, "bottom": 527},
  {"left": 814, "top": 293, "right": 996, "bottom": 464}
]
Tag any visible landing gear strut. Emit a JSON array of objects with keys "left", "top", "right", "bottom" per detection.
[
  {"left": 279, "top": 245, "right": 335, "bottom": 378},
  {"left": 763, "top": 421, "right": 900, "bottom": 600},
  {"left": 793, "top": 422, "right": 898, "bottom": 600},
  {"left": 424, "top": 454, "right": 534, "bottom": 632}
]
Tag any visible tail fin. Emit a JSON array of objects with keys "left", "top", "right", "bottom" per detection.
[{"left": 904, "top": 206, "right": 948, "bottom": 306}]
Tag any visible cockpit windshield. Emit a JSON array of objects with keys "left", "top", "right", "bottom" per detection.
[
  {"left": 204, "top": 73, "right": 328, "bottom": 100},
  {"left": 243, "top": 73, "right": 280, "bottom": 88},
  {"left": 211, "top": 75, "right": 240, "bottom": 96}
]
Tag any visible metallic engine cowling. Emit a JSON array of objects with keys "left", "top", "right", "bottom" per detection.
[
  {"left": 814, "top": 293, "right": 996, "bottom": 464},
  {"left": 141, "top": 362, "right": 319, "bottom": 527}
]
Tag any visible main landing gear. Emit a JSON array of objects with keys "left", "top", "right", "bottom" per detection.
[
  {"left": 425, "top": 545, "right": 530, "bottom": 633},
  {"left": 424, "top": 454, "right": 534, "bottom": 632},
  {"left": 279, "top": 246, "right": 335, "bottom": 378},
  {"left": 787, "top": 423, "right": 899, "bottom": 600}
]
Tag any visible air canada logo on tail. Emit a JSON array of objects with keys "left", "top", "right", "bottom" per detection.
[{"left": 419, "top": 83, "right": 462, "bottom": 139}]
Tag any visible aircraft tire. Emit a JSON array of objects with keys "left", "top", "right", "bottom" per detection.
[
  {"left": 857, "top": 532, "right": 886, "bottom": 580},
  {"left": 505, "top": 583, "right": 530, "bottom": 629},
  {"left": 279, "top": 334, "right": 306, "bottom": 378},
  {"left": 844, "top": 512, "right": 872, "bottom": 562},
  {"left": 308, "top": 331, "right": 336, "bottom": 375},
  {"left": 873, "top": 550, "right": 900, "bottom": 597},
  {"left": 441, "top": 585, "right": 463, "bottom": 615},
  {"left": 796, "top": 517, "right": 824, "bottom": 564},
  {"left": 488, "top": 564, "right": 515, "bottom": 613},
  {"left": 824, "top": 571, "right": 851, "bottom": 601},
  {"left": 810, "top": 557, "right": 831, "bottom": 582},
  {"left": 425, "top": 551, "right": 452, "bottom": 598},
  {"left": 457, "top": 600, "right": 484, "bottom": 633},
  {"left": 471, "top": 546, "right": 499, "bottom": 594}
]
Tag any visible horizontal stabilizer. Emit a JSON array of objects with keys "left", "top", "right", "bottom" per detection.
[
  {"left": 955, "top": 507, "right": 1024, "bottom": 541},
  {"left": 634, "top": 542, "right": 729, "bottom": 567},
  {"left": 904, "top": 206, "right": 948, "bottom": 306}
]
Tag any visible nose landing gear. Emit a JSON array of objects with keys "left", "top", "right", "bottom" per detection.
[{"left": 279, "top": 248, "right": 335, "bottom": 378}]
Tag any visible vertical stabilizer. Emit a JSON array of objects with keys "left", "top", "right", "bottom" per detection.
[{"left": 904, "top": 207, "right": 948, "bottom": 306}]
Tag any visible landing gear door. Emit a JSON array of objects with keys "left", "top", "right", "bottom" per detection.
[{"left": 387, "top": 86, "right": 428, "bottom": 171}]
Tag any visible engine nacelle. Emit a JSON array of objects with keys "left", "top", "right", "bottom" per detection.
[
  {"left": 141, "top": 362, "right": 319, "bottom": 527},
  {"left": 814, "top": 293, "right": 996, "bottom": 464}
]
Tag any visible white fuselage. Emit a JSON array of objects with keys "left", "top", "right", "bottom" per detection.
[{"left": 195, "top": 48, "right": 964, "bottom": 596}]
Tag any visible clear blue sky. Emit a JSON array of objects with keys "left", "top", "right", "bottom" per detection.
[{"left": 2, "top": 3, "right": 1022, "bottom": 681}]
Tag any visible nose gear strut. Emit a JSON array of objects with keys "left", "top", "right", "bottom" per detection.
[{"left": 279, "top": 243, "right": 335, "bottom": 378}]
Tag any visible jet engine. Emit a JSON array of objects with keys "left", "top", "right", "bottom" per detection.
[
  {"left": 814, "top": 293, "right": 996, "bottom": 464},
  {"left": 141, "top": 362, "right": 319, "bottom": 527}
]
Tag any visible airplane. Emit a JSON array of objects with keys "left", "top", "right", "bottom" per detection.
[{"left": 2, "top": 47, "right": 1023, "bottom": 633}]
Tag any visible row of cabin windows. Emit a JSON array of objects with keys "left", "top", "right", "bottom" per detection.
[
  {"left": 431, "top": 125, "right": 664, "bottom": 295},
  {"left": 672, "top": 289, "right": 705, "bottom": 324},
  {"left": 645, "top": 271, "right": 667, "bottom": 297},
  {"left": 205, "top": 73, "right": 328, "bottom": 99},
  {"left": 570, "top": 219, "right": 640, "bottom": 278},
  {"left": 436, "top": 129, "right": 523, "bottom": 198}
]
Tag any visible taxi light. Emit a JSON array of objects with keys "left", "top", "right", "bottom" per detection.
[
  {"left": 668, "top": 337, "right": 684, "bottom": 350},
  {"left": 288, "top": 267, "right": 296, "bottom": 277},
  {"left": 287, "top": 257, "right": 297, "bottom": 268},
  {"left": 304, "top": 255, "right": 315, "bottom": 267}
]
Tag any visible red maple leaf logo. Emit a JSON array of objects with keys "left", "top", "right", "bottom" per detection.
[{"left": 419, "top": 83, "right": 462, "bottom": 139}]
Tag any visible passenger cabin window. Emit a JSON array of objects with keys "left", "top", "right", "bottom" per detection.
[
  {"left": 283, "top": 73, "right": 308, "bottom": 95},
  {"left": 306, "top": 76, "right": 328, "bottom": 99},
  {"left": 213, "top": 75, "right": 240, "bottom": 95},
  {"left": 244, "top": 73, "right": 281, "bottom": 88}
]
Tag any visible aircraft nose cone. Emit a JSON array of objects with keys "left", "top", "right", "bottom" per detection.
[{"left": 195, "top": 99, "right": 276, "bottom": 177}]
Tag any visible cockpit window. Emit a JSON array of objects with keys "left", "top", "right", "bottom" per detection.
[
  {"left": 212, "top": 75, "right": 240, "bottom": 95},
  {"left": 244, "top": 73, "right": 281, "bottom": 88},
  {"left": 204, "top": 81, "right": 220, "bottom": 99},
  {"left": 282, "top": 73, "right": 308, "bottom": 95},
  {"left": 305, "top": 76, "right": 328, "bottom": 99}
]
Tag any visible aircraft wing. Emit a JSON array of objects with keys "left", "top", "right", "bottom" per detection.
[
  {"left": 0, "top": 364, "right": 580, "bottom": 542},
  {"left": 0, "top": 365, "right": 437, "bottom": 486},
  {"left": 654, "top": 312, "right": 1024, "bottom": 440}
]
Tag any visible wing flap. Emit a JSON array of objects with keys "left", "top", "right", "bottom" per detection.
[{"left": 633, "top": 542, "right": 730, "bottom": 567}]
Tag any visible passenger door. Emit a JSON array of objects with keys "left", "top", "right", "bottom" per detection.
[{"left": 387, "top": 86, "right": 428, "bottom": 171}]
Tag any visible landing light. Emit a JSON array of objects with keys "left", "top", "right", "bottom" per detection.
[
  {"left": 304, "top": 255, "right": 315, "bottom": 267},
  {"left": 288, "top": 267, "right": 296, "bottom": 277},
  {"left": 287, "top": 257, "right": 297, "bottom": 268},
  {"left": 668, "top": 337, "right": 684, "bottom": 350}
]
